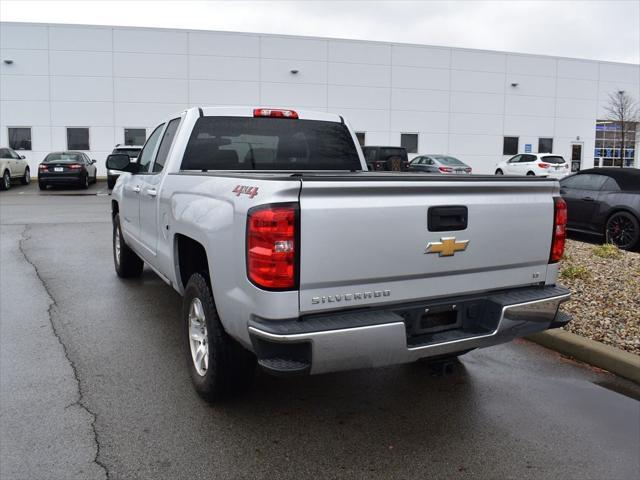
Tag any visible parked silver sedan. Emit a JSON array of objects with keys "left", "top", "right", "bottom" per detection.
[{"left": 408, "top": 155, "right": 472, "bottom": 174}]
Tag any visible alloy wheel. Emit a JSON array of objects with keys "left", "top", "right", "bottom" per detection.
[
  {"left": 114, "top": 225, "right": 121, "bottom": 266},
  {"left": 606, "top": 214, "right": 637, "bottom": 249},
  {"left": 188, "top": 298, "right": 209, "bottom": 377}
]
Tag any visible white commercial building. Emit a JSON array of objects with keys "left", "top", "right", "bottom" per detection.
[{"left": 1, "top": 21, "right": 639, "bottom": 176}]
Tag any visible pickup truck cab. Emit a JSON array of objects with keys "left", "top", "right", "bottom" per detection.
[{"left": 108, "top": 106, "right": 571, "bottom": 402}]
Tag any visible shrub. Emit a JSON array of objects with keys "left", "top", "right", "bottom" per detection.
[
  {"left": 561, "top": 265, "right": 591, "bottom": 281},
  {"left": 592, "top": 243, "right": 622, "bottom": 259}
]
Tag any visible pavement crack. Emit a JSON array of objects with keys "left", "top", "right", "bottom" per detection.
[{"left": 18, "top": 224, "right": 110, "bottom": 480}]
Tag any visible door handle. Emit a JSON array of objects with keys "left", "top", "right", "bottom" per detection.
[
  {"left": 581, "top": 196, "right": 594, "bottom": 202},
  {"left": 133, "top": 185, "right": 141, "bottom": 193},
  {"left": 146, "top": 188, "right": 157, "bottom": 197}
]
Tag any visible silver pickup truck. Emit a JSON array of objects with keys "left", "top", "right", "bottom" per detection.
[{"left": 107, "top": 106, "right": 571, "bottom": 401}]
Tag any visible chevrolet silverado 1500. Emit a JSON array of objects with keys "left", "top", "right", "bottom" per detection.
[{"left": 107, "top": 106, "right": 571, "bottom": 401}]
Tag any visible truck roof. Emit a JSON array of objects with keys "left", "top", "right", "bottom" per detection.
[{"left": 196, "top": 106, "right": 343, "bottom": 123}]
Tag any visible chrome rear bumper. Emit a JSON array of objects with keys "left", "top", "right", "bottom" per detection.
[{"left": 249, "top": 286, "right": 571, "bottom": 376}]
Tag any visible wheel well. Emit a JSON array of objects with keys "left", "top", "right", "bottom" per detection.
[
  {"left": 176, "top": 234, "right": 209, "bottom": 289},
  {"left": 605, "top": 208, "right": 639, "bottom": 228}
]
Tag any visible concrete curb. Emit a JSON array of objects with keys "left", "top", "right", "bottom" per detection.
[{"left": 527, "top": 329, "right": 640, "bottom": 384}]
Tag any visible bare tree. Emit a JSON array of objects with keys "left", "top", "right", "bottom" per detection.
[{"left": 603, "top": 91, "right": 639, "bottom": 167}]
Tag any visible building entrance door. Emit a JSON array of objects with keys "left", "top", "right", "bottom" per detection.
[{"left": 571, "top": 143, "right": 583, "bottom": 172}]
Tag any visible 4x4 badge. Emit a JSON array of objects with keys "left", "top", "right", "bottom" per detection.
[
  {"left": 425, "top": 237, "right": 469, "bottom": 256},
  {"left": 232, "top": 185, "right": 259, "bottom": 198}
]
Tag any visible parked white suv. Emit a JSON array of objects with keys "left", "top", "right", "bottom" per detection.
[{"left": 495, "top": 154, "right": 569, "bottom": 178}]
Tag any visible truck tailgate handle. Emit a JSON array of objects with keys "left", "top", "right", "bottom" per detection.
[{"left": 428, "top": 206, "right": 468, "bottom": 232}]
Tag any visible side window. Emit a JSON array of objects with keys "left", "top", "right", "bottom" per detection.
[
  {"left": 521, "top": 154, "right": 536, "bottom": 163},
  {"left": 83, "top": 154, "right": 90, "bottom": 164},
  {"left": 153, "top": 118, "right": 181, "bottom": 173},
  {"left": 11, "top": 149, "right": 21, "bottom": 159},
  {"left": 137, "top": 124, "right": 165, "bottom": 174},
  {"left": 561, "top": 175, "right": 583, "bottom": 189},
  {"left": 425, "top": 158, "right": 434, "bottom": 165},
  {"left": 508, "top": 155, "right": 521, "bottom": 163},
  {"left": 0, "top": 148, "right": 12, "bottom": 159},
  {"left": 581, "top": 174, "right": 607, "bottom": 191},
  {"left": 365, "top": 149, "right": 376, "bottom": 162},
  {"left": 563, "top": 174, "right": 607, "bottom": 190}
]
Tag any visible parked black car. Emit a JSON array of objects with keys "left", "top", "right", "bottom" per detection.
[
  {"left": 362, "top": 146, "right": 409, "bottom": 171},
  {"left": 559, "top": 168, "right": 640, "bottom": 250},
  {"left": 38, "top": 151, "right": 98, "bottom": 190}
]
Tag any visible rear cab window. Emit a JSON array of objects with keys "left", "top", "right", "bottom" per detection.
[{"left": 181, "top": 116, "right": 361, "bottom": 171}]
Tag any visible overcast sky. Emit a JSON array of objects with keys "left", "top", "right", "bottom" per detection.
[{"left": 1, "top": 0, "right": 639, "bottom": 64}]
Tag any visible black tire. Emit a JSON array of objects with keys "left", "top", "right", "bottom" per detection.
[
  {"left": 495, "top": 169, "right": 504, "bottom": 175},
  {"left": 38, "top": 182, "right": 47, "bottom": 191},
  {"left": 81, "top": 173, "right": 89, "bottom": 189},
  {"left": 183, "top": 273, "right": 256, "bottom": 402},
  {"left": 1, "top": 170, "right": 11, "bottom": 191},
  {"left": 113, "top": 214, "right": 144, "bottom": 278},
  {"left": 605, "top": 211, "right": 640, "bottom": 250},
  {"left": 21, "top": 167, "right": 30, "bottom": 185},
  {"left": 526, "top": 171, "right": 535, "bottom": 176},
  {"left": 107, "top": 177, "right": 116, "bottom": 190}
]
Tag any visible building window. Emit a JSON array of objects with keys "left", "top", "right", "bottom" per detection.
[
  {"left": 355, "top": 132, "right": 366, "bottom": 147},
  {"left": 401, "top": 133, "right": 418, "bottom": 154},
  {"left": 503, "top": 136, "right": 519, "bottom": 155},
  {"left": 124, "top": 128, "right": 147, "bottom": 146},
  {"left": 595, "top": 120, "right": 637, "bottom": 168},
  {"left": 538, "top": 138, "right": 553, "bottom": 154},
  {"left": 67, "top": 128, "right": 90, "bottom": 150},
  {"left": 8, "top": 127, "right": 32, "bottom": 150}
]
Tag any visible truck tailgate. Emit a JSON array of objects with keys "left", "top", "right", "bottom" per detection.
[{"left": 298, "top": 177, "right": 557, "bottom": 314}]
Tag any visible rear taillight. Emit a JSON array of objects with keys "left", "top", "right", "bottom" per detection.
[
  {"left": 69, "top": 164, "right": 83, "bottom": 169},
  {"left": 550, "top": 197, "right": 567, "bottom": 263},
  {"left": 38, "top": 164, "right": 48, "bottom": 171},
  {"left": 253, "top": 108, "right": 298, "bottom": 119},
  {"left": 247, "top": 203, "right": 298, "bottom": 290},
  {"left": 439, "top": 166, "right": 453, "bottom": 173},
  {"left": 538, "top": 162, "right": 550, "bottom": 168}
]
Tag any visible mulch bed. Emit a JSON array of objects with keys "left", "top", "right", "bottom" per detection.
[{"left": 559, "top": 239, "right": 640, "bottom": 355}]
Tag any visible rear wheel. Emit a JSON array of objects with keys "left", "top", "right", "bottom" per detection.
[
  {"left": 606, "top": 212, "right": 639, "bottom": 250},
  {"left": 81, "top": 174, "right": 89, "bottom": 189},
  {"left": 495, "top": 169, "right": 504, "bottom": 175},
  {"left": 38, "top": 181, "right": 47, "bottom": 190},
  {"left": 183, "top": 273, "right": 255, "bottom": 402},
  {"left": 21, "top": 167, "right": 30, "bottom": 185},
  {"left": 113, "top": 214, "right": 144, "bottom": 278},
  {"left": 1, "top": 170, "right": 10, "bottom": 191}
]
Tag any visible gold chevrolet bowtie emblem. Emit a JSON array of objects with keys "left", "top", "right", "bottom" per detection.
[{"left": 425, "top": 237, "right": 469, "bottom": 256}]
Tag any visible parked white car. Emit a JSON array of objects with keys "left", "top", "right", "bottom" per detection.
[
  {"left": 495, "top": 154, "right": 570, "bottom": 178},
  {"left": 0, "top": 147, "right": 30, "bottom": 190}
]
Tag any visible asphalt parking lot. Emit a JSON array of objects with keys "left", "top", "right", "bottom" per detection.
[{"left": 1, "top": 181, "right": 639, "bottom": 480}]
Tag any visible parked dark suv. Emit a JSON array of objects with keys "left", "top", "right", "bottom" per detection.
[{"left": 362, "top": 146, "right": 409, "bottom": 171}]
